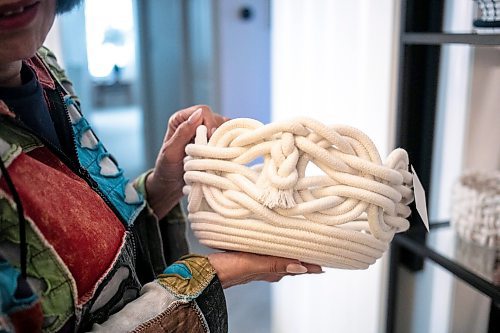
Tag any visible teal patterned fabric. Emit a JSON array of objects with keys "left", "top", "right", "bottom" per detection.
[
  {"left": 64, "top": 95, "right": 145, "bottom": 226},
  {"left": 163, "top": 263, "right": 193, "bottom": 279}
]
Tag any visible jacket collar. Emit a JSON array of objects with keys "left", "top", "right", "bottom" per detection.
[
  {"left": 0, "top": 53, "right": 56, "bottom": 117},
  {"left": 24, "top": 54, "right": 56, "bottom": 90}
]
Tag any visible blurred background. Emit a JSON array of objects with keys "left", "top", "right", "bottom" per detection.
[{"left": 45, "top": 0, "right": 499, "bottom": 332}]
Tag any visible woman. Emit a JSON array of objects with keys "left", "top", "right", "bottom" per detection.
[{"left": 0, "top": 0, "right": 321, "bottom": 332}]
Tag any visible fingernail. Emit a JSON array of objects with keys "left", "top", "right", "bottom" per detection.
[
  {"left": 286, "top": 263, "right": 308, "bottom": 274},
  {"left": 211, "top": 127, "right": 217, "bottom": 136},
  {"left": 188, "top": 108, "right": 203, "bottom": 124}
]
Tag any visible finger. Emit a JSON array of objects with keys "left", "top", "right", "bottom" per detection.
[
  {"left": 166, "top": 106, "right": 205, "bottom": 140},
  {"left": 163, "top": 109, "right": 203, "bottom": 161},
  {"left": 300, "top": 263, "right": 324, "bottom": 274},
  {"left": 198, "top": 105, "right": 227, "bottom": 132},
  {"left": 213, "top": 114, "right": 228, "bottom": 128},
  {"left": 219, "top": 271, "right": 267, "bottom": 289},
  {"left": 243, "top": 253, "right": 306, "bottom": 275},
  {"left": 199, "top": 106, "right": 218, "bottom": 132},
  {"left": 234, "top": 272, "right": 286, "bottom": 286},
  {"left": 168, "top": 106, "right": 201, "bottom": 129},
  {"left": 215, "top": 114, "right": 229, "bottom": 128},
  {"left": 263, "top": 274, "right": 285, "bottom": 283},
  {"left": 208, "top": 116, "right": 230, "bottom": 139}
]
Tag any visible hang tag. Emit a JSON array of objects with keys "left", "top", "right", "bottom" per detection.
[{"left": 411, "top": 165, "right": 429, "bottom": 232}]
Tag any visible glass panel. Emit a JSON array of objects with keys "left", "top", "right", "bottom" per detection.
[
  {"left": 426, "top": 226, "right": 499, "bottom": 285},
  {"left": 430, "top": 43, "right": 500, "bottom": 227},
  {"left": 396, "top": 257, "right": 494, "bottom": 333},
  {"left": 429, "top": 44, "right": 472, "bottom": 222}
]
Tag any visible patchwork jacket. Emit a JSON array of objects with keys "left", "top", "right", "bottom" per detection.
[{"left": 0, "top": 47, "right": 227, "bottom": 333}]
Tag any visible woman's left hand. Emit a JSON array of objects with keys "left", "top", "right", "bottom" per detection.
[
  {"left": 145, "top": 105, "right": 227, "bottom": 219},
  {"left": 208, "top": 252, "right": 324, "bottom": 289}
]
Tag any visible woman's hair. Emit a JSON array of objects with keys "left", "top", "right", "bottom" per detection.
[{"left": 56, "top": 0, "right": 84, "bottom": 14}]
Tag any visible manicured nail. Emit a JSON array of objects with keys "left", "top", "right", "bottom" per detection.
[
  {"left": 188, "top": 108, "right": 203, "bottom": 124},
  {"left": 286, "top": 263, "right": 308, "bottom": 274}
]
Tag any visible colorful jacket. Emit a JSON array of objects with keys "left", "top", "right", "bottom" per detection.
[{"left": 0, "top": 47, "right": 227, "bottom": 333}]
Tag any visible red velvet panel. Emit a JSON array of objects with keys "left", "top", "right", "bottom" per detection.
[{"left": 0, "top": 147, "right": 125, "bottom": 303}]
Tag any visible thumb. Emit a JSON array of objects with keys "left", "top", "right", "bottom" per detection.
[{"left": 163, "top": 109, "right": 203, "bottom": 162}]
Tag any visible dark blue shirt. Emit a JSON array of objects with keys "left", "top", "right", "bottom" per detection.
[{"left": 0, "top": 64, "right": 61, "bottom": 149}]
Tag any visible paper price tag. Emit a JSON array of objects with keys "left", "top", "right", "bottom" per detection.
[{"left": 411, "top": 165, "right": 429, "bottom": 232}]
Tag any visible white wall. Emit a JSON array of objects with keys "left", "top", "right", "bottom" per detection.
[
  {"left": 215, "top": 0, "right": 271, "bottom": 123},
  {"left": 271, "top": 1, "right": 399, "bottom": 332},
  {"left": 44, "top": 18, "right": 65, "bottom": 66}
]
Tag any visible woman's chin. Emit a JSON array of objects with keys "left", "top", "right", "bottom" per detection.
[{"left": 0, "top": 41, "right": 40, "bottom": 64}]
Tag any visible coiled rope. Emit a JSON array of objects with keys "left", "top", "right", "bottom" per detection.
[{"left": 184, "top": 118, "right": 414, "bottom": 269}]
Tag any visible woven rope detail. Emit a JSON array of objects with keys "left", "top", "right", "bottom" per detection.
[{"left": 184, "top": 118, "right": 414, "bottom": 269}]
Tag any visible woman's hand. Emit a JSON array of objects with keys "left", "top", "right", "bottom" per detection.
[
  {"left": 145, "top": 105, "right": 227, "bottom": 219},
  {"left": 208, "top": 252, "right": 323, "bottom": 289}
]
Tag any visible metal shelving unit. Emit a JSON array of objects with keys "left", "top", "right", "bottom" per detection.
[{"left": 386, "top": 1, "right": 500, "bottom": 333}]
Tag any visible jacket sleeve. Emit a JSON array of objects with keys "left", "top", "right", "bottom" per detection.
[
  {"left": 132, "top": 170, "right": 191, "bottom": 287},
  {"left": 89, "top": 255, "right": 228, "bottom": 333},
  {"left": 123, "top": 171, "right": 228, "bottom": 332},
  {"left": 133, "top": 170, "right": 189, "bottom": 266}
]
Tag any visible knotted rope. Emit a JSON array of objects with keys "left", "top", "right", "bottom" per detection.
[{"left": 184, "top": 118, "right": 414, "bottom": 269}]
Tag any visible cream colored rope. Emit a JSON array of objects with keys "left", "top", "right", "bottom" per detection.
[{"left": 184, "top": 118, "right": 414, "bottom": 269}]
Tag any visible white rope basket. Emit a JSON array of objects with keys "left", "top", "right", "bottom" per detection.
[
  {"left": 451, "top": 171, "right": 500, "bottom": 249},
  {"left": 184, "top": 118, "right": 414, "bottom": 269}
]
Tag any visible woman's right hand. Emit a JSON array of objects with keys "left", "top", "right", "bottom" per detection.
[{"left": 145, "top": 105, "right": 228, "bottom": 219}]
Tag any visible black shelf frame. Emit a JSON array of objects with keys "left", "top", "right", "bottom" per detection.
[
  {"left": 386, "top": 1, "right": 500, "bottom": 333},
  {"left": 403, "top": 33, "right": 500, "bottom": 45}
]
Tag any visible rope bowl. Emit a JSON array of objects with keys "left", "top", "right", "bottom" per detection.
[
  {"left": 451, "top": 171, "right": 500, "bottom": 249},
  {"left": 184, "top": 118, "right": 414, "bottom": 269}
]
